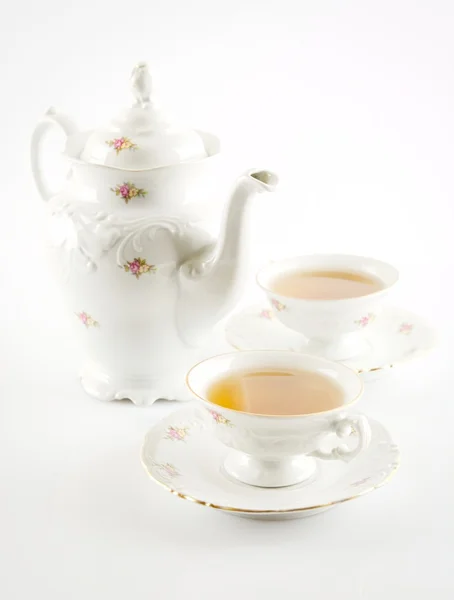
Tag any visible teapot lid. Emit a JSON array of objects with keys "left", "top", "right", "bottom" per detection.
[{"left": 80, "top": 63, "right": 208, "bottom": 170}]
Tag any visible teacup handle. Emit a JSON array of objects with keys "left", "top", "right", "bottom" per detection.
[{"left": 311, "top": 414, "right": 372, "bottom": 462}]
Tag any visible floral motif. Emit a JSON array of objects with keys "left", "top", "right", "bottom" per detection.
[
  {"left": 152, "top": 462, "right": 181, "bottom": 479},
  {"left": 260, "top": 309, "right": 273, "bottom": 320},
  {"left": 122, "top": 257, "right": 156, "bottom": 279},
  {"left": 209, "top": 410, "right": 234, "bottom": 427},
  {"left": 349, "top": 424, "right": 358, "bottom": 436},
  {"left": 271, "top": 298, "right": 286, "bottom": 312},
  {"left": 355, "top": 313, "right": 375, "bottom": 328},
  {"left": 350, "top": 476, "right": 371, "bottom": 488},
  {"left": 165, "top": 426, "right": 189, "bottom": 442},
  {"left": 111, "top": 182, "right": 147, "bottom": 204},
  {"left": 106, "top": 137, "right": 138, "bottom": 155},
  {"left": 399, "top": 322, "right": 414, "bottom": 335},
  {"left": 75, "top": 311, "right": 99, "bottom": 328}
]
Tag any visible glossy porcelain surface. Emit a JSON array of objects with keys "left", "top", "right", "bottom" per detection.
[
  {"left": 141, "top": 405, "right": 400, "bottom": 519},
  {"left": 225, "top": 304, "right": 436, "bottom": 379},
  {"left": 257, "top": 254, "right": 399, "bottom": 361},
  {"left": 82, "top": 63, "right": 208, "bottom": 170},
  {"left": 186, "top": 351, "right": 370, "bottom": 487},
  {"left": 30, "top": 63, "right": 278, "bottom": 405}
]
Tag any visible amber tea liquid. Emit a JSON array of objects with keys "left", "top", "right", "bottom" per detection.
[
  {"left": 270, "top": 269, "right": 384, "bottom": 300},
  {"left": 207, "top": 368, "right": 345, "bottom": 416}
]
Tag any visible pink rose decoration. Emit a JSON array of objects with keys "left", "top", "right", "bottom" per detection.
[
  {"left": 260, "top": 309, "right": 272, "bottom": 320},
  {"left": 106, "top": 137, "right": 138, "bottom": 155},
  {"left": 165, "top": 426, "right": 189, "bottom": 441},
  {"left": 75, "top": 311, "right": 99, "bottom": 328},
  {"left": 122, "top": 257, "right": 156, "bottom": 278},
  {"left": 110, "top": 181, "right": 147, "bottom": 204},
  {"left": 209, "top": 410, "right": 233, "bottom": 426},
  {"left": 129, "top": 260, "right": 140, "bottom": 274},
  {"left": 271, "top": 298, "right": 285, "bottom": 312},
  {"left": 119, "top": 184, "right": 130, "bottom": 197},
  {"left": 355, "top": 313, "right": 375, "bottom": 328}
]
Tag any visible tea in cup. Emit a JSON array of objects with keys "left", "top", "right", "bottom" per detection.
[
  {"left": 257, "top": 254, "right": 399, "bottom": 360},
  {"left": 186, "top": 350, "right": 370, "bottom": 488}
]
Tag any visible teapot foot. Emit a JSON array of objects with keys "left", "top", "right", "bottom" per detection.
[{"left": 79, "top": 363, "right": 192, "bottom": 406}]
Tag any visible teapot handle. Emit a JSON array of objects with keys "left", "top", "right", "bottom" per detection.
[{"left": 30, "top": 107, "right": 78, "bottom": 202}]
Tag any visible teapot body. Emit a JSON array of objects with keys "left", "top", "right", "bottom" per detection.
[
  {"left": 46, "top": 177, "right": 218, "bottom": 405},
  {"left": 33, "top": 109, "right": 225, "bottom": 404},
  {"left": 66, "top": 129, "right": 221, "bottom": 216},
  {"left": 31, "top": 65, "right": 278, "bottom": 405}
]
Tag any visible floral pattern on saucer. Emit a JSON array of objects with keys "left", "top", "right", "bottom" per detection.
[
  {"left": 141, "top": 406, "right": 400, "bottom": 519},
  {"left": 350, "top": 476, "right": 371, "bottom": 488},
  {"left": 260, "top": 309, "right": 273, "bottom": 320},
  {"left": 399, "top": 322, "right": 414, "bottom": 335},
  {"left": 165, "top": 426, "right": 189, "bottom": 442},
  {"left": 151, "top": 462, "right": 181, "bottom": 480},
  {"left": 225, "top": 305, "right": 436, "bottom": 378}
]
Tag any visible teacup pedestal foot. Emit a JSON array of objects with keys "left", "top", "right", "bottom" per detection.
[
  {"left": 223, "top": 450, "right": 317, "bottom": 488},
  {"left": 79, "top": 362, "right": 192, "bottom": 406}
]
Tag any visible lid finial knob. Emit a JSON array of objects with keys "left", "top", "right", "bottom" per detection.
[
  {"left": 79, "top": 61, "right": 209, "bottom": 168},
  {"left": 131, "top": 62, "right": 152, "bottom": 108}
]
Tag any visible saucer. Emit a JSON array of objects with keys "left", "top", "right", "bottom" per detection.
[
  {"left": 225, "top": 304, "right": 436, "bottom": 378},
  {"left": 141, "top": 405, "right": 400, "bottom": 520}
]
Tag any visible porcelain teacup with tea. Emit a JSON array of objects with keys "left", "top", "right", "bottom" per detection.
[
  {"left": 186, "top": 350, "right": 370, "bottom": 488},
  {"left": 257, "top": 254, "right": 399, "bottom": 361}
]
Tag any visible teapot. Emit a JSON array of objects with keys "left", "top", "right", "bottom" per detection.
[{"left": 31, "top": 63, "right": 278, "bottom": 405}]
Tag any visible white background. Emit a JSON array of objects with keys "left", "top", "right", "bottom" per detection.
[{"left": 1, "top": 1, "right": 453, "bottom": 598}]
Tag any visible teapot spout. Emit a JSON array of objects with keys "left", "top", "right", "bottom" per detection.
[{"left": 177, "top": 169, "right": 278, "bottom": 346}]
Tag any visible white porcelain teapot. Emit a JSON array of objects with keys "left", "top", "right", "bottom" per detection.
[{"left": 31, "top": 63, "right": 278, "bottom": 405}]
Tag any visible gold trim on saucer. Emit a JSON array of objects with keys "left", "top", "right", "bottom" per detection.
[
  {"left": 141, "top": 450, "right": 400, "bottom": 515},
  {"left": 356, "top": 364, "right": 394, "bottom": 374}
]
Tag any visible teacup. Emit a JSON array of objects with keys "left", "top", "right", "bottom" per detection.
[
  {"left": 257, "top": 254, "right": 399, "bottom": 360},
  {"left": 186, "top": 350, "right": 370, "bottom": 488}
]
